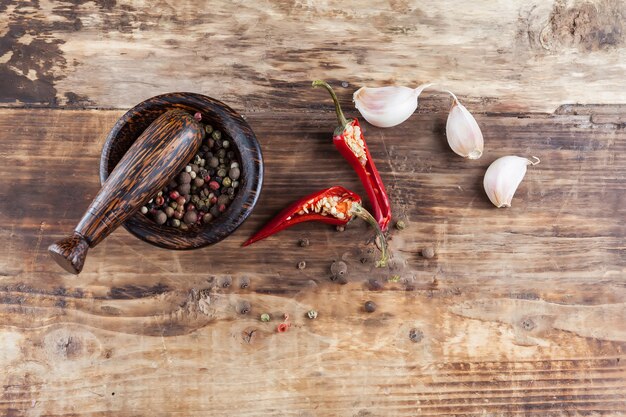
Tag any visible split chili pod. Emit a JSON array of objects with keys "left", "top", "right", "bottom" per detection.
[
  {"left": 312, "top": 80, "right": 392, "bottom": 231},
  {"left": 243, "top": 186, "right": 387, "bottom": 267}
]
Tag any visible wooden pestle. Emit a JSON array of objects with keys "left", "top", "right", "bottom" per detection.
[{"left": 49, "top": 109, "right": 205, "bottom": 274}]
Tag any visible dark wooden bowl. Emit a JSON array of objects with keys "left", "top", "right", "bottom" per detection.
[{"left": 100, "top": 92, "right": 263, "bottom": 249}]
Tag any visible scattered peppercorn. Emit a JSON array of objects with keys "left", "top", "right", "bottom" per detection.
[
  {"left": 298, "top": 238, "right": 310, "bottom": 247},
  {"left": 330, "top": 261, "right": 347, "bottom": 279},
  {"left": 422, "top": 246, "right": 436, "bottom": 259},
  {"left": 277, "top": 323, "right": 289, "bottom": 333},
  {"left": 260, "top": 313, "right": 270, "bottom": 322},
  {"left": 307, "top": 310, "right": 318, "bottom": 319},
  {"left": 364, "top": 301, "right": 377, "bottom": 313},
  {"left": 395, "top": 220, "right": 406, "bottom": 230},
  {"left": 221, "top": 276, "right": 232, "bottom": 288},
  {"left": 336, "top": 225, "right": 345, "bottom": 232},
  {"left": 409, "top": 328, "right": 424, "bottom": 343},
  {"left": 140, "top": 122, "right": 240, "bottom": 230},
  {"left": 368, "top": 278, "right": 383, "bottom": 291},
  {"left": 297, "top": 261, "right": 306, "bottom": 270},
  {"left": 237, "top": 300, "right": 251, "bottom": 315},
  {"left": 239, "top": 276, "right": 250, "bottom": 289}
]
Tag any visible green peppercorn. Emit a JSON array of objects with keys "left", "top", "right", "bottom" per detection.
[
  {"left": 171, "top": 219, "right": 181, "bottom": 228},
  {"left": 222, "top": 177, "right": 232, "bottom": 187},
  {"left": 260, "top": 313, "right": 270, "bottom": 322},
  {"left": 364, "top": 301, "right": 376, "bottom": 313},
  {"left": 395, "top": 220, "right": 407, "bottom": 230},
  {"left": 205, "top": 124, "right": 213, "bottom": 134},
  {"left": 217, "top": 168, "right": 227, "bottom": 178},
  {"left": 211, "top": 130, "right": 221, "bottom": 141}
]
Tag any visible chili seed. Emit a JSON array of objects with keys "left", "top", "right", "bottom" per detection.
[
  {"left": 364, "top": 301, "right": 376, "bottom": 313},
  {"left": 307, "top": 310, "right": 318, "bottom": 319},
  {"left": 297, "top": 261, "right": 306, "bottom": 270},
  {"left": 422, "top": 247, "right": 435, "bottom": 259}
]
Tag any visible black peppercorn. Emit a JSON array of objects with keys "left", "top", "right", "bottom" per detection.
[{"left": 364, "top": 301, "right": 376, "bottom": 313}]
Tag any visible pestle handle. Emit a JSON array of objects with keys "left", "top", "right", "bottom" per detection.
[{"left": 49, "top": 109, "right": 205, "bottom": 274}]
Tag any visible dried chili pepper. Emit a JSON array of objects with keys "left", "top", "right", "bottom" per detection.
[
  {"left": 312, "top": 80, "right": 392, "bottom": 231},
  {"left": 243, "top": 186, "right": 387, "bottom": 267}
]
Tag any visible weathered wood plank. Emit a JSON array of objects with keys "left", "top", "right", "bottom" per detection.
[
  {"left": 0, "top": 107, "right": 624, "bottom": 416},
  {"left": 0, "top": 0, "right": 624, "bottom": 112}
]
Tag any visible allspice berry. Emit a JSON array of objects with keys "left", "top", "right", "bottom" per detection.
[
  {"left": 364, "top": 301, "right": 377, "bottom": 313},
  {"left": 179, "top": 172, "right": 192, "bottom": 184},
  {"left": 183, "top": 210, "right": 198, "bottom": 225}
]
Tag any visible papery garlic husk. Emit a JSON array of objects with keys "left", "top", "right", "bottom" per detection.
[
  {"left": 353, "top": 83, "right": 432, "bottom": 128},
  {"left": 445, "top": 92, "right": 483, "bottom": 159},
  {"left": 483, "top": 156, "right": 540, "bottom": 208}
]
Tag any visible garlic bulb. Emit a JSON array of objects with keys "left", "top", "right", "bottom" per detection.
[
  {"left": 483, "top": 156, "right": 540, "bottom": 208},
  {"left": 445, "top": 91, "right": 483, "bottom": 159},
  {"left": 353, "top": 83, "right": 432, "bottom": 128}
]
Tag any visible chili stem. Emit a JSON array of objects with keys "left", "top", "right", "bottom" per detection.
[
  {"left": 312, "top": 80, "right": 348, "bottom": 128},
  {"left": 350, "top": 202, "right": 388, "bottom": 268}
]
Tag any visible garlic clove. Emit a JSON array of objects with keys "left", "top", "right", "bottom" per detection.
[
  {"left": 445, "top": 91, "right": 483, "bottom": 159},
  {"left": 483, "top": 156, "right": 540, "bottom": 208},
  {"left": 353, "top": 83, "right": 432, "bottom": 128}
]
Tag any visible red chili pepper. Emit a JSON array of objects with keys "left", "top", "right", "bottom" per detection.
[
  {"left": 312, "top": 80, "right": 392, "bottom": 231},
  {"left": 243, "top": 186, "right": 387, "bottom": 267}
]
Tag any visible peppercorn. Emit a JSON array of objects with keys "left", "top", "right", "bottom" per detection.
[
  {"left": 209, "top": 180, "right": 220, "bottom": 191},
  {"left": 212, "top": 130, "right": 222, "bottom": 141},
  {"left": 336, "top": 225, "right": 345, "bottom": 232},
  {"left": 205, "top": 124, "right": 213, "bottom": 134},
  {"left": 183, "top": 210, "right": 198, "bottom": 225},
  {"left": 221, "top": 276, "right": 232, "bottom": 288},
  {"left": 155, "top": 195, "right": 165, "bottom": 206},
  {"left": 176, "top": 196, "right": 186, "bottom": 206},
  {"left": 202, "top": 213, "right": 213, "bottom": 224},
  {"left": 298, "top": 238, "right": 310, "bottom": 247},
  {"left": 307, "top": 310, "right": 318, "bottom": 319},
  {"left": 260, "top": 313, "right": 270, "bottom": 322},
  {"left": 422, "top": 247, "right": 435, "bottom": 259},
  {"left": 165, "top": 206, "right": 175, "bottom": 217},
  {"left": 173, "top": 211, "right": 183, "bottom": 220},
  {"left": 330, "top": 261, "right": 347, "bottom": 278},
  {"left": 179, "top": 223, "right": 189, "bottom": 231},
  {"left": 222, "top": 177, "right": 232, "bottom": 187},
  {"left": 179, "top": 172, "right": 191, "bottom": 184},
  {"left": 169, "top": 201, "right": 178, "bottom": 209},
  {"left": 169, "top": 191, "right": 180, "bottom": 200},
  {"left": 189, "top": 171, "right": 197, "bottom": 180},
  {"left": 217, "top": 194, "right": 230, "bottom": 206},
  {"left": 364, "top": 301, "right": 376, "bottom": 313},
  {"left": 229, "top": 167, "right": 240, "bottom": 180},
  {"left": 232, "top": 181, "right": 239, "bottom": 188},
  {"left": 178, "top": 183, "right": 190, "bottom": 196},
  {"left": 218, "top": 204, "right": 226, "bottom": 212},
  {"left": 297, "top": 261, "right": 306, "bottom": 270},
  {"left": 194, "top": 112, "right": 202, "bottom": 122},
  {"left": 187, "top": 203, "right": 196, "bottom": 211},
  {"left": 185, "top": 165, "right": 192, "bottom": 173},
  {"left": 170, "top": 219, "right": 181, "bottom": 228},
  {"left": 222, "top": 140, "right": 230, "bottom": 149},
  {"left": 395, "top": 220, "right": 406, "bottom": 230},
  {"left": 239, "top": 276, "right": 250, "bottom": 289},
  {"left": 237, "top": 300, "right": 251, "bottom": 315},
  {"left": 217, "top": 168, "right": 227, "bottom": 178},
  {"left": 210, "top": 206, "right": 220, "bottom": 217},
  {"left": 154, "top": 210, "right": 167, "bottom": 225},
  {"left": 140, "top": 206, "right": 148, "bottom": 214},
  {"left": 193, "top": 178, "right": 204, "bottom": 187}
]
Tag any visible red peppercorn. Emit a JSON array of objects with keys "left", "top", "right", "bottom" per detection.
[
  {"left": 194, "top": 112, "right": 202, "bottom": 122},
  {"left": 209, "top": 181, "right": 220, "bottom": 191},
  {"left": 187, "top": 203, "right": 196, "bottom": 211},
  {"left": 169, "top": 191, "right": 180, "bottom": 200},
  {"left": 176, "top": 196, "right": 186, "bottom": 206},
  {"left": 277, "top": 323, "right": 289, "bottom": 333},
  {"left": 210, "top": 196, "right": 218, "bottom": 204},
  {"left": 219, "top": 204, "right": 226, "bottom": 212},
  {"left": 173, "top": 211, "right": 183, "bottom": 220},
  {"left": 204, "top": 175, "right": 211, "bottom": 182},
  {"left": 155, "top": 196, "right": 165, "bottom": 206}
]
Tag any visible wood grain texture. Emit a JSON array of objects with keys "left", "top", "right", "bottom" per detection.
[
  {"left": 0, "top": 0, "right": 624, "bottom": 112},
  {"left": 0, "top": 105, "right": 624, "bottom": 416}
]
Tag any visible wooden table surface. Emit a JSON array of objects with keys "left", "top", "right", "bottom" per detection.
[{"left": 1, "top": 1, "right": 625, "bottom": 416}]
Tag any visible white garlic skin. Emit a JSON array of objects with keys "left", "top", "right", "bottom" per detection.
[
  {"left": 446, "top": 96, "right": 483, "bottom": 159},
  {"left": 353, "top": 84, "right": 431, "bottom": 128},
  {"left": 483, "top": 156, "right": 539, "bottom": 208}
]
